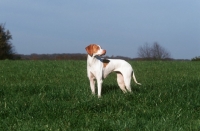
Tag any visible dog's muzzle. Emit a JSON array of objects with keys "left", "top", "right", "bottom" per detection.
[{"left": 101, "top": 50, "right": 106, "bottom": 56}]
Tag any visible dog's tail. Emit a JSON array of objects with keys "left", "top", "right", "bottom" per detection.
[{"left": 132, "top": 72, "right": 141, "bottom": 85}]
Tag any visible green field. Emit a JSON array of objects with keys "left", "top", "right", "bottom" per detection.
[{"left": 0, "top": 60, "right": 200, "bottom": 130}]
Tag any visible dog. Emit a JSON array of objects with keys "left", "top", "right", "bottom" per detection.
[{"left": 85, "top": 44, "right": 141, "bottom": 97}]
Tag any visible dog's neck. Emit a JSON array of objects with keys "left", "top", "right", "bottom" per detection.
[{"left": 87, "top": 55, "right": 104, "bottom": 66}]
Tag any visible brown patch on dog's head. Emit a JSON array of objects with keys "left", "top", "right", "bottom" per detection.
[
  {"left": 102, "top": 59, "right": 110, "bottom": 68},
  {"left": 85, "top": 44, "right": 100, "bottom": 56}
]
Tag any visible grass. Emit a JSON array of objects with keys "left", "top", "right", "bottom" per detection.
[{"left": 0, "top": 60, "right": 200, "bottom": 130}]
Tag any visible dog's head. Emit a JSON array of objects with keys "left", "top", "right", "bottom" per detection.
[{"left": 85, "top": 44, "right": 106, "bottom": 57}]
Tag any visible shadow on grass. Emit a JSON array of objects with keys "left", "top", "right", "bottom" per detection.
[
  {"left": 102, "top": 84, "right": 142, "bottom": 95},
  {"left": 102, "top": 84, "right": 119, "bottom": 95}
]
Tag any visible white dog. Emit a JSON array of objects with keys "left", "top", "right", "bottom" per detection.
[{"left": 85, "top": 44, "right": 141, "bottom": 97}]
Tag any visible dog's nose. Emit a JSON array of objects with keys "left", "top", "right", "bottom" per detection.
[{"left": 103, "top": 50, "right": 106, "bottom": 55}]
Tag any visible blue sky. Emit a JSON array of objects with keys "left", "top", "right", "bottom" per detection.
[{"left": 1, "top": 0, "right": 200, "bottom": 59}]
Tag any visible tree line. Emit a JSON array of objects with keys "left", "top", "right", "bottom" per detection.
[{"left": 0, "top": 24, "right": 198, "bottom": 61}]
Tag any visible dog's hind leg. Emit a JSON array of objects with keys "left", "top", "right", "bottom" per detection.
[
  {"left": 123, "top": 73, "right": 132, "bottom": 92},
  {"left": 116, "top": 72, "right": 127, "bottom": 93}
]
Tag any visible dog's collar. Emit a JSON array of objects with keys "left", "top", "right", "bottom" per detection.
[{"left": 94, "top": 56, "right": 103, "bottom": 61}]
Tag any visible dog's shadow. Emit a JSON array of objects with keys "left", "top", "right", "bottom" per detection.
[
  {"left": 102, "top": 84, "right": 118, "bottom": 95},
  {"left": 102, "top": 84, "right": 141, "bottom": 95}
]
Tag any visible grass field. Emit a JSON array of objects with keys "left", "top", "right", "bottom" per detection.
[{"left": 0, "top": 60, "right": 200, "bottom": 130}]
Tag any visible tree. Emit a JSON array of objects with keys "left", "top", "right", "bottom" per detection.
[
  {"left": 138, "top": 42, "right": 171, "bottom": 60},
  {"left": 0, "top": 24, "right": 15, "bottom": 60},
  {"left": 191, "top": 56, "right": 200, "bottom": 61},
  {"left": 151, "top": 42, "right": 171, "bottom": 59},
  {"left": 137, "top": 43, "right": 152, "bottom": 58}
]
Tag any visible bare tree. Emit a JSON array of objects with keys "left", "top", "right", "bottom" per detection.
[
  {"left": 151, "top": 42, "right": 171, "bottom": 59},
  {"left": 138, "top": 42, "right": 171, "bottom": 60},
  {"left": 137, "top": 43, "right": 152, "bottom": 58}
]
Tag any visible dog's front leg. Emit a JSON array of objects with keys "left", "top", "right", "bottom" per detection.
[
  {"left": 97, "top": 79, "right": 103, "bottom": 98},
  {"left": 88, "top": 71, "right": 96, "bottom": 95},
  {"left": 89, "top": 77, "right": 95, "bottom": 95}
]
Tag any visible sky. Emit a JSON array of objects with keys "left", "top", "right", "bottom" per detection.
[{"left": 1, "top": 0, "right": 200, "bottom": 59}]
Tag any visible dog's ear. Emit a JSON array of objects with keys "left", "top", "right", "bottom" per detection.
[{"left": 85, "top": 44, "right": 94, "bottom": 56}]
